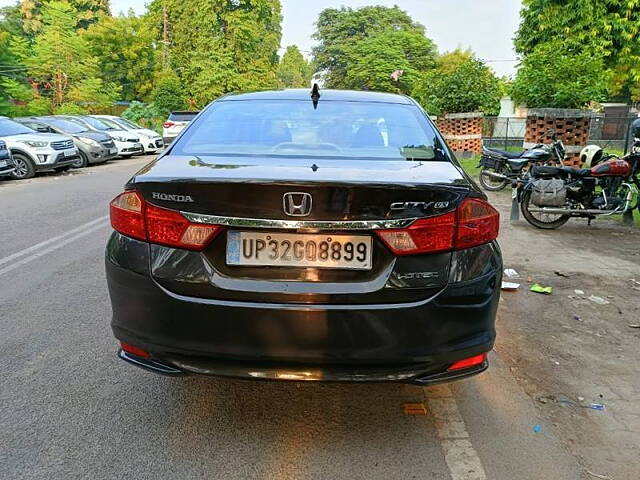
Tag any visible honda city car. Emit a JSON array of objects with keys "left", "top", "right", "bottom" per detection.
[{"left": 106, "top": 88, "right": 502, "bottom": 385}]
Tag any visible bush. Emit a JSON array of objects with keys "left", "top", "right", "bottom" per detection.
[
  {"left": 413, "top": 50, "right": 502, "bottom": 116},
  {"left": 511, "top": 41, "right": 610, "bottom": 108},
  {"left": 121, "top": 101, "right": 163, "bottom": 133}
]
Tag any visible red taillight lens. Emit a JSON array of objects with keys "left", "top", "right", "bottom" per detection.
[
  {"left": 376, "top": 212, "right": 456, "bottom": 255},
  {"left": 447, "top": 353, "right": 487, "bottom": 371},
  {"left": 120, "top": 341, "right": 151, "bottom": 359},
  {"left": 146, "top": 203, "right": 221, "bottom": 250},
  {"left": 375, "top": 198, "right": 499, "bottom": 255},
  {"left": 110, "top": 191, "right": 146, "bottom": 241},
  {"left": 455, "top": 198, "right": 500, "bottom": 250},
  {"left": 109, "top": 191, "right": 222, "bottom": 251},
  {"left": 163, "top": 121, "right": 174, "bottom": 128}
]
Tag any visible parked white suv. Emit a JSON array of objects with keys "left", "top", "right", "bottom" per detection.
[
  {"left": 63, "top": 115, "right": 143, "bottom": 158},
  {"left": 92, "top": 115, "right": 163, "bottom": 154},
  {"left": 0, "top": 117, "right": 79, "bottom": 179},
  {"left": 163, "top": 111, "right": 198, "bottom": 145}
]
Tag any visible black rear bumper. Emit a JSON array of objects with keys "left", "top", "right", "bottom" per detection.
[{"left": 106, "top": 235, "right": 500, "bottom": 384}]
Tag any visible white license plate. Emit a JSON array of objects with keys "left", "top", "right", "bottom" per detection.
[
  {"left": 109, "top": 148, "right": 117, "bottom": 154},
  {"left": 64, "top": 149, "right": 77, "bottom": 157},
  {"left": 226, "top": 231, "right": 373, "bottom": 270},
  {"left": 0, "top": 160, "right": 7, "bottom": 167}
]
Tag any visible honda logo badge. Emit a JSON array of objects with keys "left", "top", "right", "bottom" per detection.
[{"left": 283, "top": 192, "right": 312, "bottom": 217}]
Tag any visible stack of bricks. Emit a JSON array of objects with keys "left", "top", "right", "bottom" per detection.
[
  {"left": 524, "top": 109, "right": 592, "bottom": 166},
  {"left": 436, "top": 112, "right": 483, "bottom": 154}
]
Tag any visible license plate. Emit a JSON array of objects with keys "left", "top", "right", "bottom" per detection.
[
  {"left": 226, "top": 231, "right": 373, "bottom": 270},
  {"left": 64, "top": 149, "right": 77, "bottom": 157},
  {"left": 0, "top": 160, "right": 7, "bottom": 168},
  {"left": 109, "top": 148, "right": 117, "bottom": 154}
]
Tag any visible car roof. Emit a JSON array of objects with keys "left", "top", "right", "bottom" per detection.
[{"left": 220, "top": 89, "right": 414, "bottom": 105}]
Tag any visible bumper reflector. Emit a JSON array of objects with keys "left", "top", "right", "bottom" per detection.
[
  {"left": 447, "top": 353, "right": 487, "bottom": 371},
  {"left": 120, "top": 342, "right": 151, "bottom": 359}
]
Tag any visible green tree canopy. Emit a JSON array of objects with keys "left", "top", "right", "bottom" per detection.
[
  {"left": 413, "top": 49, "right": 503, "bottom": 116},
  {"left": 82, "top": 12, "right": 156, "bottom": 101},
  {"left": 511, "top": 40, "right": 610, "bottom": 109},
  {"left": 515, "top": 0, "right": 640, "bottom": 101},
  {"left": 20, "top": 0, "right": 110, "bottom": 32},
  {"left": 150, "top": 0, "right": 282, "bottom": 107},
  {"left": 277, "top": 45, "right": 310, "bottom": 88},
  {"left": 311, "top": 6, "right": 437, "bottom": 93},
  {"left": 22, "top": 1, "right": 120, "bottom": 113}
]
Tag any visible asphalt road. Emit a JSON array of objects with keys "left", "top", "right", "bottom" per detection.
[{"left": 0, "top": 157, "right": 587, "bottom": 480}]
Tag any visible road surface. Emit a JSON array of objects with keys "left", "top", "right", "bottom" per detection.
[{"left": 0, "top": 157, "right": 590, "bottom": 479}]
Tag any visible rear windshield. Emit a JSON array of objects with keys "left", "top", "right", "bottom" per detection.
[
  {"left": 169, "top": 112, "right": 198, "bottom": 122},
  {"left": 172, "top": 100, "right": 443, "bottom": 161}
]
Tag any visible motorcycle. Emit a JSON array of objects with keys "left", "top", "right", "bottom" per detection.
[
  {"left": 478, "top": 129, "right": 566, "bottom": 191},
  {"left": 512, "top": 126, "right": 640, "bottom": 230}
]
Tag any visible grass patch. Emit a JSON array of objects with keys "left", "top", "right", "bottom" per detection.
[{"left": 458, "top": 156, "right": 480, "bottom": 177}]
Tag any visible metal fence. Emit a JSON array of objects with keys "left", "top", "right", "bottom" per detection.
[{"left": 481, "top": 115, "right": 639, "bottom": 155}]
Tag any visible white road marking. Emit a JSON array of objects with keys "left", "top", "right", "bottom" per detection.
[
  {"left": 0, "top": 215, "right": 108, "bottom": 267},
  {"left": 0, "top": 219, "right": 109, "bottom": 277},
  {"left": 424, "top": 385, "right": 487, "bottom": 480}
]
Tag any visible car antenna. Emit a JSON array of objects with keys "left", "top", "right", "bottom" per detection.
[{"left": 311, "top": 83, "right": 321, "bottom": 109}]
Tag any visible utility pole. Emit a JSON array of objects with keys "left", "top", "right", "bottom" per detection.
[{"left": 162, "top": 4, "right": 169, "bottom": 69}]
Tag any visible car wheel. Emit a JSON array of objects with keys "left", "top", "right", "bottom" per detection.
[
  {"left": 10, "top": 153, "right": 36, "bottom": 180},
  {"left": 72, "top": 152, "right": 89, "bottom": 169}
]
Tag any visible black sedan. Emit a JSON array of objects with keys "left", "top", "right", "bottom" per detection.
[{"left": 106, "top": 88, "right": 501, "bottom": 385}]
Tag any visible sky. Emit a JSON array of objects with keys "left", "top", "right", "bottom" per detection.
[{"left": 0, "top": 0, "right": 523, "bottom": 77}]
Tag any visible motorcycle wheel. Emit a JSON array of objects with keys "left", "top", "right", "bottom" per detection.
[
  {"left": 479, "top": 166, "right": 509, "bottom": 191},
  {"left": 520, "top": 190, "right": 570, "bottom": 229}
]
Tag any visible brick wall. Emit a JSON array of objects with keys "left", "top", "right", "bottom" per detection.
[
  {"left": 524, "top": 109, "right": 592, "bottom": 166},
  {"left": 436, "top": 112, "right": 483, "bottom": 154}
]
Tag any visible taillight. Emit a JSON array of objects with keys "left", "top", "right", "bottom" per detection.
[
  {"left": 109, "top": 191, "right": 222, "bottom": 250},
  {"left": 110, "top": 191, "right": 146, "bottom": 241},
  {"left": 375, "top": 198, "right": 499, "bottom": 255},
  {"left": 455, "top": 198, "right": 499, "bottom": 250},
  {"left": 146, "top": 203, "right": 221, "bottom": 250},
  {"left": 163, "top": 121, "right": 175, "bottom": 128},
  {"left": 376, "top": 212, "right": 455, "bottom": 255}
]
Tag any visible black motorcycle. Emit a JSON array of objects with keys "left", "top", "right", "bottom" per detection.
[
  {"left": 512, "top": 131, "right": 640, "bottom": 230},
  {"left": 478, "top": 130, "right": 566, "bottom": 191}
]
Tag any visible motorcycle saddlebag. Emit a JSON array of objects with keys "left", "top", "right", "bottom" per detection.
[
  {"left": 480, "top": 155, "right": 504, "bottom": 170},
  {"left": 531, "top": 179, "right": 566, "bottom": 207}
]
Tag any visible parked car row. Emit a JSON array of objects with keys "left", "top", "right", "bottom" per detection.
[{"left": 0, "top": 115, "right": 164, "bottom": 180}]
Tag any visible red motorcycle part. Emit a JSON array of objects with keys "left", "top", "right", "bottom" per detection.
[{"left": 590, "top": 158, "right": 631, "bottom": 177}]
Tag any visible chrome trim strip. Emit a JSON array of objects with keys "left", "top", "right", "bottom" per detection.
[{"left": 181, "top": 212, "right": 417, "bottom": 230}]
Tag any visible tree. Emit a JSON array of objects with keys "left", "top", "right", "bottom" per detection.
[
  {"left": 82, "top": 11, "right": 156, "bottom": 101},
  {"left": 22, "top": 1, "right": 120, "bottom": 113},
  {"left": 150, "top": 69, "right": 186, "bottom": 114},
  {"left": 413, "top": 50, "right": 503, "bottom": 115},
  {"left": 510, "top": 40, "right": 610, "bottom": 109},
  {"left": 20, "top": 0, "right": 110, "bottom": 32},
  {"left": 149, "top": 0, "right": 282, "bottom": 107},
  {"left": 0, "top": 5, "right": 31, "bottom": 115},
  {"left": 515, "top": 0, "right": 640, "bottom": 101},
  {"left": 311, "top": 6, "right": 437, "bottom": 92},
  {"left": 277, "top": 45, "right": 310, "bottom": 88}
]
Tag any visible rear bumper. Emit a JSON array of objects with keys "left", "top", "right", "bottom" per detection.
[
  {"left": 117, "top": 348, "right": 489, "bottom": 385},
  {"left": 107, "top": 235, "right": 500, "bottom": 384}
]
